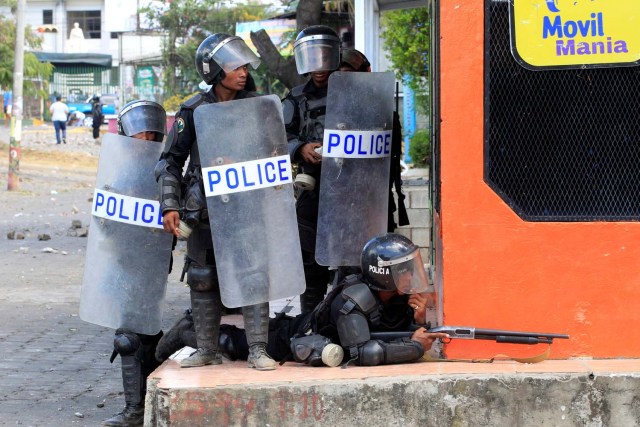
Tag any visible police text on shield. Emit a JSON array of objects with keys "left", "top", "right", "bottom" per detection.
[
  {"left": 322, "top": 129, "right": 392, "bottom": 159},
  {"left": 201, "top": 155, "right": 293, "bottom": 197},
  {"left": 92, "top": 189, "right": 163, "bottom": 229}
]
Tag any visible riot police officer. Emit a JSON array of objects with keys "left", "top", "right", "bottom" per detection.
[
  {"left": 217, "top": 233, "right": 448, "bottom": 367},
  {"left": 91, "top": 94, "right": 104, "bottom": 141},
  {"left": 101, "top": 100, "right": 168, "bottom": 427},
  {"left": 338, "top": 48, "right": 371, "bottom": 72},
  {"left": 155, "top": 34, "right": 277, "bottom": 370},
  {"left": 282, "top": 25, "right": 342, "bottom": 314}
]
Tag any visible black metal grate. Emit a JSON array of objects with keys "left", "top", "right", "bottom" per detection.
[{"left": 484, "top": 0, "right": 640, "bottom": 221}]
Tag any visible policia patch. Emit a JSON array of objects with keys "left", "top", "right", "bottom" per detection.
[{"left": 176, "top": 117, "right": 185, "bottom": 133}]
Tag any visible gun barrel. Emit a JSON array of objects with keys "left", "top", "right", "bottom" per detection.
[
  {"left": 474, "top": 328, "right": 569, "bottom": 340},
  {"left": 371, "top": 331, "right": 414, "bottom": 341}
]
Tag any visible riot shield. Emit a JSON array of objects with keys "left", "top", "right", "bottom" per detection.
[
  {"left": 315, "top": 72, "right": 395, "bottom": 267},
  {"left": 79, "top": 133, "right": 173, "bottom": 335},
  {"left": 193, "top": 94, "right": 305, "bottom": 308}
]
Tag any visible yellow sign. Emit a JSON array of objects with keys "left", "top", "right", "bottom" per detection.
[{"left": 510, "top": 0, "right": 640, "bottom": 69}]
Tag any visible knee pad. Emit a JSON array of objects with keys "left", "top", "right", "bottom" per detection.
[
  {"left": 114, "top": 328, "right": 141, "bottom": 357},
  {"left": 358, "top": 340, "right": 385, "bottom": 366},
  {"left": 187, "top": 264, "right": 219, "bottom": 292}
]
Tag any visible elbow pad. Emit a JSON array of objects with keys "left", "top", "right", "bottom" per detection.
[
  {"left": 155, "top": 159, "right": 181, "bottom": 213},
  {"left": 358, "top": 338, "right": 424, "bottom": 366}
]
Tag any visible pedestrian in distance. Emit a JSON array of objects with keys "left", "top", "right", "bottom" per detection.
[
  {"left": 67, "top": 110, "right": 85, "bottom": 127},
  {"left": 91, "top": 94, "right": 104, "bottom": 142},
  {"left": 155, "top": 33, "right": 278, "bottom": 371},
  {"left": 50, "top": 95, "right": 69, "bottom": 144}
]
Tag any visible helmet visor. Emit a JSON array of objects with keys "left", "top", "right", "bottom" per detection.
[
  {"left": 210, "top": 37, "right": 261, "bottom": 73},
  {"left": 294, "top": 36, "right": 340, "bottom": 74},
  {"left": 378, "top": 248, "right": 429, "bottom": 294},
  {"left": 118, "top": 101, "right": 166, "bottom": 142}
]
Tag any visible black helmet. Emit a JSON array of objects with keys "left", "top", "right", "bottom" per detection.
[
  {"left": 340, "top": 48, "right": 371, "bottom": 72},
  {"left": 92, "top": 94, "right": 100, "bottom": 102},
  {"left": 195, "top": 33, "right": 260, "bottom": 85},
  {"left": 293, "top": 25, "right": 340, "bottom": 75},
  {"left": 361, "top": 233, "right": 429, "bottom": 294},
  {"left": 117, "top": 100, "right": 166, "bottom": 142}
]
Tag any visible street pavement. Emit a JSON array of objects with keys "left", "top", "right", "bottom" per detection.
[{"left": 0, "top": 130, "right": 300, "bottom": 426}]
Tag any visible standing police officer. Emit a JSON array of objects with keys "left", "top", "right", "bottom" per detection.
[
  {"left": 91, "top": 94, "right": 104, "bottom": 141},
  {"left": 281, "top": 25, "right": 342, "bottom": 314},
  {"left": 99, "top": 100, "right": 168, "bottom": 427},
  {"left": 155, "top": 34, "right": 277, "bottom": 370}
]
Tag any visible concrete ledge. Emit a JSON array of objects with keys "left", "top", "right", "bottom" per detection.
[{"left": 145, "top": 358, "right": 640, "bottom": 426}]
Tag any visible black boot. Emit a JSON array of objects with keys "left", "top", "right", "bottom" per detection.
[
  {"left": 102, "top": 339, "right": 145, "bottom": 427},
  {"left": 180, "top": 291, "right": 223, "bottom": 368},
  {"left": 155, "top": 309, "right": 195, "bottom": 362},
  {"left": 218, "top": 325, "right": 250, "bottom": 361},
  {"left": 243, "top": 303, "right": 276, "bottom": 370}
]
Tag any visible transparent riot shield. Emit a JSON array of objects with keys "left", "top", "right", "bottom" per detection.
[
  {"left": 315, "top": 72, "right": 395, "bottom": 267},
  {"left": 79, "top": 133, "right": 173, "bottom": 335},
  {"left": 193, "top": 95, "right": 305, "bottom": 308}
]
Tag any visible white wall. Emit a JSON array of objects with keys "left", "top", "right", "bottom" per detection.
[{"left": 2, "top": 0, "right": 162, "bottom": 65}]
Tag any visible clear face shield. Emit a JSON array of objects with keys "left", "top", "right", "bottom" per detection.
[
  {"left": 293, "top": 36, "right": 340, "bottom": 74},
  {"left": 118, "top": 101, "right": 166, "bottom": 142},
  {"left": 377, "top": 248, "right": 429, "bottom": 294},
  {"left": 209, "top": 37, "right": 261, "bottom": 74}
]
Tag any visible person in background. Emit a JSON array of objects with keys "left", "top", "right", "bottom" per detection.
[
  {"left": 49, "top": 95, "right": 69, "bottom": 144},
  {"left": 67, "top": 110, "right": 85, "bottom": 127},
  {"left": 91, "top": 94, "right": 104, "bottom": 142}
]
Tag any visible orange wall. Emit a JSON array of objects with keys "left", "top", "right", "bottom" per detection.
[{"left": 438, "top": 1, "right": 640, "bottom": 359}]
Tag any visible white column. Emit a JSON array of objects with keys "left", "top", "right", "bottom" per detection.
[{"left": 355, "top": 0, "right": 380, "bottom": 71}]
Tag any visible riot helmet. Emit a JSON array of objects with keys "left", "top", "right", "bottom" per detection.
[
  {"left": 339, "top": 48, "right": 371, "bottom": 72},
  {"left": 293, "top": 25, "right": 340, "bottom": 75},
  {"left": 195, "top": 33, "right": 260, "bottom": 86},
  {"left": 117, "top": 100, "right": 166, "bottom": 142},
  {"left": 361, "top": 233, "right": 429, "bottom": 294}
]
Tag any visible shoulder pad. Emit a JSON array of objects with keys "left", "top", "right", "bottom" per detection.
[
  {"left": 282, "top": 97, "right": 296, "bottom": 125},
  {"left": 340, "top": 282, "right": 377, "bottom": 315},
  {"left": 290, "top": 84, "right": 306, "bottom": 99},
  {"left": 182, "top": 93, "right": 205, "bottom": 110}
]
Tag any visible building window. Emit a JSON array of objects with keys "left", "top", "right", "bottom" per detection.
[
  {"left": 67, "top": 11, "right": 101, "bottom": 39},
  {"left": 43, "top": 10, "right": 53, "bottom": 25}
]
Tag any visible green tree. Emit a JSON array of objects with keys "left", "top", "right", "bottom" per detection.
[
  {"left": 381, "top": 7, "right": 430, "bottom": 113},
  {"left": 142, "top": 0, "right": 278, "bottom": 98},
  {"left": 0, "top": 14, "right": 53, "bottom": 97}
]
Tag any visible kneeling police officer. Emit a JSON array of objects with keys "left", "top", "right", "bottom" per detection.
[{"left": 214, "top": 233, "right": 448, "bottom": 367}]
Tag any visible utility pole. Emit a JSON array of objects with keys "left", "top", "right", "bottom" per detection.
[{"left": 8, "top": 0, "right": 26, "bottom": 191}]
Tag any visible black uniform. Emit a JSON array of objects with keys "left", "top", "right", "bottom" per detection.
[
  {"left": 158, "top": 88, "right": 256, "bottom": 268},
  {"left": 282, "top": 79, "right": 332, "bottom": 313},
  {"left": 220, "top": 274, "right": 425, "bottom": 366},
  {"left": 91, "top": 100, "right": 103, "bottom": 139},
  {"left": 156, "top": 87, "right": 278, "bottom": 370}
]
